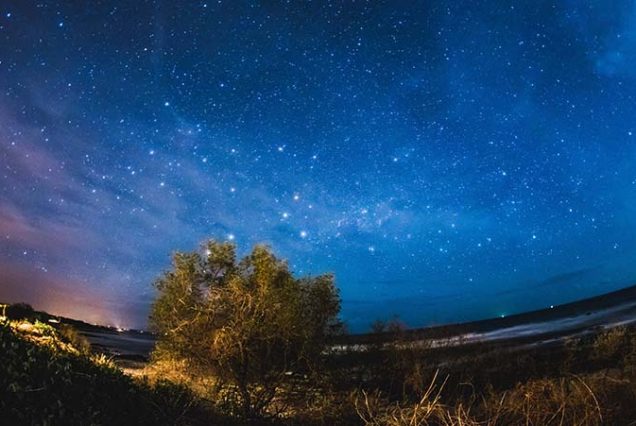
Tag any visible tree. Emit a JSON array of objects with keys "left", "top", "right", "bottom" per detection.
[{"left": 149, "top": 240, "right": 341, "bottom": 418}]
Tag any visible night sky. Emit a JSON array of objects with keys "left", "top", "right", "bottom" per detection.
[{"left": 1, "top": 1, "right": 636, "bottom": 331}]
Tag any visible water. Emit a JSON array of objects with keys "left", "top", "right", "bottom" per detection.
[{"left": 82, "top": 329, "right": 156, "bottom": 359}]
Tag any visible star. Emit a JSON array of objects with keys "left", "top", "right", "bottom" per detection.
[{"left": 1, "top": 0, "right": 634, "bottom": 333}]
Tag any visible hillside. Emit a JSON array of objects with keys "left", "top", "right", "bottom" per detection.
[{"left": 0, "top": 317, "right": 228, "bottom": 425}]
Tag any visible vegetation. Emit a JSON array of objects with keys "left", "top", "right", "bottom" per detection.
[
  {"left": 0, "top": 317, "right": 227, "bottom": 425},
  {"left": 331, "top": 325, "right": 636, "bottom": 426},
  {"left": 5, "top": 302, "right": 35, "bottom": 320},
  {"left": 5, "top": 242, "right": 636, "bottom": 424},
  {"left": 144, "top": 241, "right": 636, "bottom": 424},
  {"left": 58, "top": 323, "right": 92, "bottom": 354},
  {"left": 149, "top": 240, "right": 342, "bottom": 418},
  {"left": 9, "top": 308, "right": 636, "bottom": 425}
]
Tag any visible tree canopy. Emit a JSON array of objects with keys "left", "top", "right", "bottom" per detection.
[{"left": 149, "top": 240, "right": 341, "bottom": 417}]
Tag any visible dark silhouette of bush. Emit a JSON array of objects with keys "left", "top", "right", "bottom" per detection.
[{"left": 5, "top": 303, "right": 35, "bottom": 320}]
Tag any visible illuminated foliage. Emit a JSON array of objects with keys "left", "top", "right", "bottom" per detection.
[{"left": 150, "top": 240, "right": 341, "bottom": 418}]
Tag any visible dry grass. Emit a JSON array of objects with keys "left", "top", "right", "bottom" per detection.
[
  {"left": 488, "top": 375, "right": 602, "bottom": 426},
  {"left": 355, "top": 371, "right": 454, "bottom": 425},
  {"left": 142, "top": 326, "right": 636, "bottom": 424},
  {"left": 354, "top": 372, "right": 604, "bottom": 426},
  {"left": 141, "top": 356, "right": 217, "bottom": 397}
]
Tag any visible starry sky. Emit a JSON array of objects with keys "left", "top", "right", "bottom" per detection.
[{"left": 1, "top": 1, "right": 636, "bottom": 331}]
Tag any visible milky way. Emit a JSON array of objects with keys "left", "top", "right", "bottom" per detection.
[{"left": 1, "top": 1, "right": 635, "bottom": 331}]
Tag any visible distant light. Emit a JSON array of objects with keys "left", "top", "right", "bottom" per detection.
[
  {"left": 164, "top": 101, "right": 170, "bottom": 107},
  {"left": 300, "top": 230, "right": 308, "bottom": 238},
  {"left": 282, "top": 212, "right": 290, "bottom": 219},
  {"left": 293, "top": 194, "right": 300, "bottom": 201},
  {"left": 227, "top": 234, "right": 235, "bottom": 241}
]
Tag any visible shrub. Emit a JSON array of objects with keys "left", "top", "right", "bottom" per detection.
[
  {"left": 58, "top": 324, "right": 91, "bottom": 354},
  {"left": 5, "top": 303, "right": 35, "bottom": 320},
  {"left": 150, "top": 240, "right": 342, "bottom": 418},
  {"left": 592, "top": 326, "right": 630, "bottom": 362}
]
